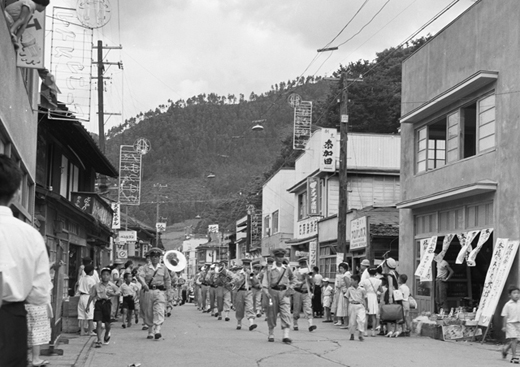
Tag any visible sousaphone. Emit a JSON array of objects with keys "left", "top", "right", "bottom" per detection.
[{"left": 163, "top": 250, "right": 187, "bottom": 272}]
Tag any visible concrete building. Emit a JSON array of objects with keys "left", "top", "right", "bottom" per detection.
[
  {"left": 0, "top": 12, "right": 40, "bottom": 223},
  {"left": 286, "top": 129, "right": 400, "bottom": 277},
  {"left": 398, "top": 0, "right": 516, "bottom": 331}
]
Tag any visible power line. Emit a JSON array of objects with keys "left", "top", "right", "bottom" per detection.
[{"left": 321, "top": 0, "right": 371, "bottom": 49}]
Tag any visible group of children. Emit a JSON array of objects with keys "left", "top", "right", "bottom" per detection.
[
  {"left": 320, "top": 269, "right": 412, "bottom": 341},
  {"left": 77, "top": 266, "right": 141, "bottom": 348}
]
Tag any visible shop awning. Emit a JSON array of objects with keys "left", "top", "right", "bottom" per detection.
[
  {"left": 286, "top": 235, "right": 317, "bottom": 246},
  {"left": 396, "top": 180, "right": 497, "bottom": 209},
  {"left": 400, "top": 70, "right": 498, "bottom": 124}
]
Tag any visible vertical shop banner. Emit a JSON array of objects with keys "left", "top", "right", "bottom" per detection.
[
  {"left": 307, "top": 177, "right": 320, "bottom": 216},
  {"left": 467, "top": 228, "right": 494, "bottom": 266},
  {"left": 437, "top": 233, "right": 455, "bottom": 262},
  {"left": 309, "top": 240, "right": 317, "bottom": 268},
  {"left": 415, "top": 236, "right": 437, "bottom": 279},
  {"left": 455, "top": 230, "right": 480, "bottom": 264},
  {"left": 111, "top": 202, "right": 121, "bottom": 229},
  {"left": 293, "top": 101, "right": 312, "bottom": 150},
  {"left": 319, "top": 129, "right": 338, "bottom": 172},
  {"left": 16, "top": 9, "right": 45, "bottom": 68},
  {"left": 50, "top": 7, "right": 93, "bottom": 121},
  {"left": 476, "top": 239, "right": 519, "bottom": 327},
  {"left": 118, "top": 145, "right": 142, "bottom": 205},
  {"left": 350, "top": 216, "right": 369, "bottom": 251}
]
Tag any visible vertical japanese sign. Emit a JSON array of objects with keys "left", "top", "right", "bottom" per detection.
[
  {"left": 476, "top": 238, "right": 519, "bottom": 327},
  {"left": 111, "top": 202, "right": 120, "bottom": 229},
  {"left": 467, "top": 228, "right": 494, "bottom": 266},
  {"left": 309, "top": 240, "right": 317, "bottom": 268},
  {"left": 16, "top": 9, "right": 45, "bottom": 68},
  {"left": 415, "top": 236, "right": 437, "bottom": 278},
  {"left": 319, "top": 128, "right": 338, "bottom": 172},
  {"left": 455, "top": 230, "right": 480, "bottom": 264},
  {"left": 350, "top": 216, "right": 369, "bottom": 251},
  {"left": 307, "top": 177, "right": 320, "bottom": 216},
  {"left": 50, "top": 7, "right": 93, "bottom": 121},
  {"left": 118, "top": 145, "right": 142, "bottom": 205},
  {"left": 293, "top": 101, "right": 312, "bottom": 150}
]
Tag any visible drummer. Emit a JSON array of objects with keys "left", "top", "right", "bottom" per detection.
[{"left": 137, "top": 247, "right": 172, "bottom": 340}]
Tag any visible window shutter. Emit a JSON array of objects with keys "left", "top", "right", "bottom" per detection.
[{"left": 446, "top": 112, "right": 460, "bottom": 163}]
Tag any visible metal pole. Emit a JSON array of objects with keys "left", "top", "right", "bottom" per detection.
[{"left": 97, "top": 40, "right": 104, "bottom": 153}]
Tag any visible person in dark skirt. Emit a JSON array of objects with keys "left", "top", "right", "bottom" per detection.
[{"left": 312, "top": 266, "right": 323, "bottom": 318}]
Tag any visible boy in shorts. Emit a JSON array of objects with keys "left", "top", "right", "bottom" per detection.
[
  {"left": 502, "top": 285, "right": 520, "bottom": 363},
  {"left": 120, "top": 273, "right": 136, "bottom": 328},
  {"left": 86, "top": 268, "right": 120, "bottom": 348},
  {"left": 77, "top": 264, "right": 96, "bottom": 336}
]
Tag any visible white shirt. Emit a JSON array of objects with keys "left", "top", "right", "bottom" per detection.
[
  {"left": 502, "top": 299, "right": 520, "bottom": 323},
  {"left": 361, "top": 268, "right": 370, "bottom": 282},
  {"left": 399, "top": 283, "right": 410, "bottom": 301},
  {"left": 1, "top": 206, "right": 52, "bottom": 305}
]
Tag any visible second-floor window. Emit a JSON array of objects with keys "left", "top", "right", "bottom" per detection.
[
  {"left": 416, "top": 93, "right": 496, "bottom": 174},
  {"left": 60, "top": 155, "right": 79, "bottom": 200},
  {"left": 298, "top": 192, "right": 307, "bottom": 220},
  {"left": 272, "top": 210, "right": 279, "bottom": 234},
  {"left": 264, "top": 215, "right": 270, "bottom": 237}
]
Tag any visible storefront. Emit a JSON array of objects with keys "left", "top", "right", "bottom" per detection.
[{"left": 287, "top": 216, "right": 320, "bottom": 268}]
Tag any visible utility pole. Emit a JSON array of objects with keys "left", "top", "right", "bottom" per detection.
[
  {"left": 154, "top": 183, "right": 168, "bottom": 248},
  {"left": 93, "top": 40, "right": 122, "bottom": 192},
  {"left": 337, "top": 73, "right": 363, "bottom": 261}
]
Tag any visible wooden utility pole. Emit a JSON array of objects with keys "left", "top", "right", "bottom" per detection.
[{"left": 337, "top": 72, "right": 349, "bottom": 260}]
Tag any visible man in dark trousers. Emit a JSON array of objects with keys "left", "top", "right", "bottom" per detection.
[{"left": 0, "top": 154, "right": 52, "bottom": 366}]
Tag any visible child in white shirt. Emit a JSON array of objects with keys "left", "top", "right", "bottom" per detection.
[
  {"left": 322, "top": 279, "right": 334, "bottom": 322},
  {"left": 399, "top": 274, "right": 411, "bottom": 336},
  {"left": 502, "top": 285, "right": 520, "bottom": 363}
]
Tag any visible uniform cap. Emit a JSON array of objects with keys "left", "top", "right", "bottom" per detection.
[
  {"left": 385, "top": 258, "right": 397, "bottom": 269},
  {"left": 271, "top": 248, "right": 286, "bottom": 257},
  {"left": 241, "top": 258, "right": 252, "bottom": 265},
  {"left": 210, "top": 264, "right": 216, "bottom": 269},
  {"left": 100, "top": 267, "right": 111, "bottom": 274},
  {"left": 114, "top": 259, "right": 124, "bottom": 265},
  {"left": 148, "top": 247, "right": 163, "bottom": 256},
  {"left": 361, "top": 259, "right": 370, "bottom": 267},
  {"left": 266, "top": 257, "right": 274, "bottom": 264}
]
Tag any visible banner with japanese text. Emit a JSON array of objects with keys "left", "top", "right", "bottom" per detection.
[
  {"left": 293, "top": 101, "right": 312, "bottom": 150},
  {"left": 118, "top": 145, "right": 142, "bottom": 205},
  {"left": 415, "top": 236, "right": 437, "bottom": 279},
  {"left": 319, "top": 128, "right": 338, "bottom": 172},
  {"left": 307, "top": 177, "right": 320, "bottom": 216}
]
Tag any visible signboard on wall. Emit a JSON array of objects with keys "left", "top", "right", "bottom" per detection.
[
  {"left": 293, "top": 101, "right": 312, "bottom": 150},
  {"left": 117, "top": 230, "right": 137, "bottom": 242},
  {"left": 307, "top": 177, "right": 320, "bottom": 216},
  {"left": 16, "top": 9, "right": 45, "bottom": 68},
  {"left": 350, "top": 216, "right": 369, "bottom": 250},
  {"left": 111, "top": 202, "right": 121, "bottom": 229},
  {"left": 297, "top": 217, "right": 320, "bottom": 238},
  {"left": 116, "top": 243, "right": 127, "bottom": 259},
  {"left": 319, "top": 128, "right": 338, "bottom": 172},
  {"left": 476, "top": 238, "right": 519, "bottom": 327},
  {"left": 309, "top": 240, "right": 317, "bottom": 267}
]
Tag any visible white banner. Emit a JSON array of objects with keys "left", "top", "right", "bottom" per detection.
[
  {"left": 455, "top": 230, "right": 480, "bottom": 264},
  {"left": 415, "top": 236, "right": 437, "bottom": 279},
  {"left": 436, "top": 233, "right": 455, "bottom": 262},
  {"left": 309, "top": 240, "right": 317, "bottom": 268},
  {"left": 476, "top": 239, "right": 519, "bottom": 327},
  {"left": 111, "top": 202, "right": 121, "bottom": 229},
  {"left": 467, "top": 228, "right": 494, "bottom": 267},
  {"left": 319, "top": 129, "right": 338, "bottom": 172},
  {"left": 117, "top": 230, "right": 137, "bottom": 242},
  {"left": 350, "top": 216, "right": 368, "bottom": 250}
]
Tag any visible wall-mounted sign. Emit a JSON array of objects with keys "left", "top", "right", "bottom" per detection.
[
  {"left": 293, "top": 101, "right": 312, "bottom": 150},
  {"left": 71, "top": 192, "right": 113, "bottom": 228},
  {"left": 156, "top": 222, "right": 166, "bottom": 232},
  {"left": 16, "top": 8, "right": 45, "bottom": 68},
  {"left": 117, "top": 230, "right": 137, "bottom": 242},
  {"left": 118, "top": 145, "right": 142, "bottom": 205},
  {"left": 309, "top": 241, "right": 317, "bottom": 267},
  {"left": 307, "top": 177, "right": 320, "bottom": 216},
  {"left": 111, "top": 202, "right": 120, "bottom": 229},
  {"left": 116, "top": 243, "right": 127, "bottom": 259},
  {"left": 297, "top": 217, "right": 320, "bottom": 239},
  {"left": 350, "top": 216, "right": 369, "bottom": 251},
  {"left": 319, "top": 129, "right": 338, "bottom": 172}
]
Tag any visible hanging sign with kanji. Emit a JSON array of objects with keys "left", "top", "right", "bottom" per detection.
[
  {"left": 319, "top": 129, "right": 338, "bottom": 172},
  {"left": 293, "top": 101, "right": 312, "bottom": 150}
]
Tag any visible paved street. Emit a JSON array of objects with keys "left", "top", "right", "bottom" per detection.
[{"left": 83, "top": 303, "right": 505, "bottom": 367}]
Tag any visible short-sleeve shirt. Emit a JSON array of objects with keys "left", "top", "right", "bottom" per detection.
[
  {"left": 399, "top": 284, "right": 410, "bottom": 301},
  {"left": 346, "top": 286, "right": 366, "bottom": 303},
  {"left": 90, "top": 281, "right": 119, "bottom": 300},
  {"left": 120, "top": 282, "right": 137, "bottom": 297},
  {"left": 77, "top": 275, "right": 96, "bottom": 295},
  {"left": 139, "top": 263, "right": 171, "bottom": 289},
  {"left": 262, "top": 265, "right": 295, "bottom": 289},
  {"left": 502, "top": 300, "right": 520, "bottom": 323}
]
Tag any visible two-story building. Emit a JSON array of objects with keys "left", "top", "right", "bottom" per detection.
[
  {"left": 286, "top": 129, "right": 401, "bottom": 277},
  {"left": 35, "top": 105, "right": 118, "bottom": 296},
  {"left": 398, "top": 0, "right": 517, "bottom": 330}
]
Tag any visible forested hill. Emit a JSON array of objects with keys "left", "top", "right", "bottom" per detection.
[
  {"left": 104, "top": 76, "right": 330, "bottom": 232},
  {"left": 104, "top": 37, "right": 430, "bottom": 233}
]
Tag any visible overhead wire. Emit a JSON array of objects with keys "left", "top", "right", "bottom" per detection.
[{"left": 321, "top": 0, "right": 371, "bottom": 49}]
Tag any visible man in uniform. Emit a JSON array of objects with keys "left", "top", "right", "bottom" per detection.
[
  {"left": 199, "top": 264, "right": 210, "bottom": 312},
  {"left": 292, "top": 257, "right": 317, "bottom": 332},
  {"left": 137, "top": 247, "right": 172, "bottom": 340},
  {"left": 262, "top": 248, "right": 296, "bottom": 344},
  {"left": 214, "top": 260, "right": 233, "bottom": 321},
  {"left": 231, "top": 258, "right": 257, "bottom": 331},
  {"left": 251, "top": 259, "right": 263, "bottom": 318},
  {"left": 166, "top": 270, "right": 178, "bottom": 317},
  {"left": 206, "top": 264, "right": 218, "bottom": 316},
  {"left": 138, "top": 252, "right": 152, "bottom": 330}
]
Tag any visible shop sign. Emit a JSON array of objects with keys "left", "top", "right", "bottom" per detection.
[
  {"left": 476, "top": 238, "right": 519, "bottom": 327},
  {"left": 111, "top": 202, "right": 121, "bottom": 229},
  {"left": 309, "top": 241, "right": 317, "bottom": 267},
  {"left": 419, "top": 238, "right": 433, "bottom": 281},
  {"left": 118, "top": 145, "right": 142, "bottom": 205},
  {"left": 297, "top": 217, "right": 319, "bottom": 238},
  {"left": 71, "top": 192, "right": 113, "bottom": 228},
  {"left": 415, "top": 236, "right": 437, "bottom": 279},
  {"left": 117, "top": 230, "right": 137, "bottom": 242},
  {"left": 116, "top": 243, "right": 127, "bottom": 259},
  {"left": 307, "top": 177, "right": 320, "bottom": 216},
  {"left": 16, "top": 9, "right": 45, "bottom": 68},
  {"left": 156, "top": 222, "right": 166, "bottom": 233},
  {"left": 350, "top": 216, "right": 368, "bottom": 250},
  {"left": 293, "top": 101, "right": 312, "bottom": 150},
  {"left": 319, "top": 129, "right": 338, "bottom": 172},
  {"left": 208, "top": 224, "right": 219, "bottom": 233},
  {"left": 295, "top": 251, "right": 309, "bottom": 257}
]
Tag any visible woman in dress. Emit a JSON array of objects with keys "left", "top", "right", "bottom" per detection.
[
  {"left": 331, "top": 262, "right": 351, "bottom": 327},
  {"left": 359, "top": 267, "right": 382, "bottom": 336}
]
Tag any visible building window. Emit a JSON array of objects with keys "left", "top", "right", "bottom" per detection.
[
  {"left": 319, "top": 245, "right": 337, "bottom": 279},
  {"left": 298, "top": 192, "right": 307, "bottom": 220},
  {"left": 272, "top": 210, "right": 279, "bottom": 234},
  {"left": 263, "top": 215, "right": 270, "bottom": 237},
  {"left": 416, "top": 93, "right": 495, "bottom": 173}
]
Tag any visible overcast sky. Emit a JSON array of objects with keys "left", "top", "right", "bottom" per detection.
[{"left": 47, "top": 0, "right": 476, "bottom": 133}]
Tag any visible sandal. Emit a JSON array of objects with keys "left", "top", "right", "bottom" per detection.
[
  {"left": 32, "top": 360, "right": 49, "bottom": 366},
  {"left": 94, "top": 341, "right": 102, "bottom": 348},
  {"left": 511, "top": 357, "right": 520, "bottom": 364}
]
